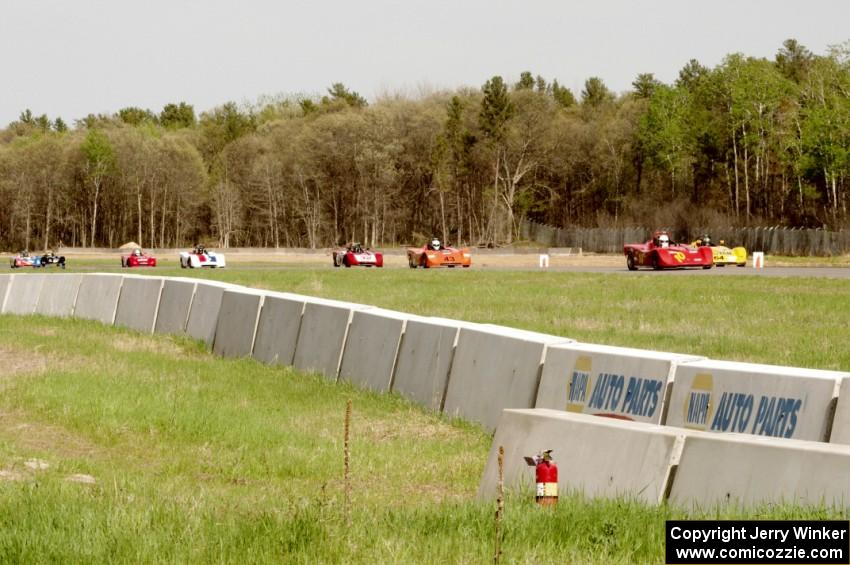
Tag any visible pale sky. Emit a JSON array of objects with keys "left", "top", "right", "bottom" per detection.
[{"left": 1, "top": 0, "right": 848, "bottom": 127}]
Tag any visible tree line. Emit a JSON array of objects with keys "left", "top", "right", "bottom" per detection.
[{"left": 1, "top": 39, "right": 848, "bottom": 251}]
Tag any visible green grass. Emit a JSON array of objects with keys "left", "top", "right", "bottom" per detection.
[
  {"left": 3, "top": 265, "right": 850, "bottom": 562},
  {"left": 96, "top": 263, "right": 850, "bottom": 370}
]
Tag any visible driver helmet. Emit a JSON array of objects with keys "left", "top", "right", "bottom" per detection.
[
  {"left": 701, "top": 234, "right": 711, "bottom": 246},
  {"left": 430, "top": 238, "right": 441, "bottom": 251},
  {"left": 133, "top": 249, "right": 142, "bottom": 256},
  {"left": 658, "top": 234, "right": 670, "bottom": 248},
  {"left": 22, "top": 250, "right": 29, "bottom": 257}
]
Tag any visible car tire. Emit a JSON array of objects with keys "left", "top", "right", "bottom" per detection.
[
  {"left": 626, "top": 253, "right": 637, "bottom": 271},
  {"left": 702, "top": 264, "right": 713, "bottom": 269},
  {"left": 651, "top": 254, "right": 661, "bottom": 271},
  {"left": 343, "top": 256, "right": 350, "bottom": 268}
]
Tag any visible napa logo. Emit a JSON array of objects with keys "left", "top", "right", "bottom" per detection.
[
  {"left": 565, "top": 356, "right": 664, "bottom": 420},
  {"left": 683, "top": 373, "right": 714, "bottom": 430},
  {"left": 682, "top": 372, "right": 803, "bottom": 438},
  {"left": 566, "top": 356, "right": 592, "bottom": 413}
]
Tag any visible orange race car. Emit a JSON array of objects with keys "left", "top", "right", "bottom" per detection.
[{"left": 407, "top": 238, "right": 472, "bottom": 268}]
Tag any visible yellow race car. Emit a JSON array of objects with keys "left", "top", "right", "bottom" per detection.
[{"left": 691, "top": 235, "right": 747, "bottom": 267}]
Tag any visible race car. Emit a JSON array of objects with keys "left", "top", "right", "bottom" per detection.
[
  {"left": 10, "top": 251, "right": 38, "bottom": 268},
  {"left": 624, "top": 231, "right": 713, "bottom": 270},
  {"left": 179, "top": 245, "right": 226, "bottom": 268},
  {"left": 121, "top": 248, "right": 157, "bottom": 268},
  {"left": 691, "top": 234, "right": 747, "bottom": 267},
  {"left": 11, "top": 251, "right": 36, "bottom": 268},
  {"left": 38, "top": 251, "right": 66, "bottom": 269},
  {"left": 12, "top": 250, "right": 66, "bottom": 269},
  {"left": 407, "top": 238, "right": 472, "bottom": 268},
  {"left": 332, "top": 243, "right": 383, "bottom": 267}
]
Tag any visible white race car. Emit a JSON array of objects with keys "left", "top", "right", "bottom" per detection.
[{"left": 179, "top": 245, "right": 226, "bottom": 268}]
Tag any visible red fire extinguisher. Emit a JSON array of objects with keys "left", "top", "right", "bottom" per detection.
[{"left": 524, "top": 449, "right": 558, "bottom": 506}]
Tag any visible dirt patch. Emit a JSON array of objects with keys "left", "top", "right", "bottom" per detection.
[
  {"left": 355, "top": 409, "right": 466, "bottom": 443},
  {"left": 0, "top": 346, "right": 48, "bottom": 378},
  {"left": 65, "top": 473, "right": 97, "bottom": 484},
  {"left": 0, "top": 411, "right": 101, "bottom": 460},
  {"left": 0, "top": 469, "right": 24, "bottom": 481},
  {"left": 109, "top": 335, "right": 194, "bottom": 358}
]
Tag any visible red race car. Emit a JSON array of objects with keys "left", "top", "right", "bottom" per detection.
[
  {"left": 121, "top": 249, "right": 157, "bottom": 268},
  {"left": 407, "top": 238, "right": 472, "bottom": 268},
  {"left": 624, "top": 231, "right": 713, "bottom": 270},
  {"left": 332, "top": 243, "right": 383, "bottom": 267}
]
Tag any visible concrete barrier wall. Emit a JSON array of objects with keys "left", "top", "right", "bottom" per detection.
[
  {"left": 12, "top": 272, "right": 850, "bottom": 511},
  {"left": 4, "top": 274, "right": 44, "bottom": 315},
  {"left": 154, "top": 278, "right": 197, "bottom": 335},
  {"left": 252, "top": 292, "right": 306, "bottom": 366},
  {"left": 35, "top": 274, "right": 83, "bottom": 317},
  {"left": 339, "top": 309, "right": 409, "bottom": 393},
  {"left": 74, "top": 274, "right": 124, "bottom": 324},
  {"left": 293, "top": 299, "right": 368, "bottom": 379},
  {"left": 212, "top": 289, "right": 264, "bottom": 358},
  {"left": 666, "top": 360, "right": 843, "bottom": 441},
  {"left": 392, "top": 318, "right": 470, "bottom": 411},
  {"left": 114, "top": 276, "right": 164, "bottom": 333},
  {"left": 443, "top": 325, "right": 571, "bottom": 431},
  {"left": 536, "top": 343, "right": 703, "bottom": 424},
  {"left": 185, "top": 280, "right": 238, "bottom": 346},
  {"left": 0, "top": 274, "right": 13, "bottom": 313},
  {"left": 827, "top": 378, "right": 850, "bottom": 445},
  {"left": 479, "top": 409, "right": 683, "bottom": 505},
  {"left": 669, "top": 433, "right": 850, "bottom": 509}
]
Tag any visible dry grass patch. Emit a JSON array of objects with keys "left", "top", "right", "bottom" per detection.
[
  {"left": 0, "top": 346, "right": 49, "bottom": 378},
  {"left": 109, "top": 334, "right": 195, "bottom": 358},
  {"left": 0, "top": 410, "right": 101, "bottom": 461},
  {"left": 355, "top": 409, "right": 467, "bottom": 442}
]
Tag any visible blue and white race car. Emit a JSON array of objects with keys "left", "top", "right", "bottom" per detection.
[{"left": 179, "top": 245, "right": 226, "bottom": 268}]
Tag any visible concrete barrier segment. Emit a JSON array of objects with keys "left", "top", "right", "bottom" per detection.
[
  {"left": 825, "top": 378, "right": 850, "bottom": 445},
  {"left": 443, "top": 325, "right": 572, "bottom": 431},
  {"left": 35, "top": 274, "right": 83, "bottom": 317},
  {"left": 212, "top": 288, "right": 265, "bottom": 358},
  {"left": 0, "top": 274, "right": 11, "bottom": 313},
  {"left": 536, "top": 343, "right": 703, "bottom": 424},
  {"left": 669, "top": 432, "right": 850, "bottom": 509},
  {"left": 154, "top": 279, "right": 197, "bottom": 335},
  {"left": 114, "top": 276, "right": 165, "bottom": 333},
  {"left": 478, "top": 409, "right": 684, "bottom": 505},
  {"left": 391, "top": 317, "right": 478, "bottom": 411},
  {"left": 339, "top": 308, "right": 411, "bottom": 393},
  {"left": 73, "top": 274, "right": 124, "bottom": 325},
  {"left": 6, "top": 274, "right": 41, "bottom": 315},
  {"left": 666, "top": 359, "right": 844, "bottom": 442},
  {"left": 293, "top": 301, "right": 371, "bottom": 380},
  {"left": 185, "top": 280, "right": 240, "bottom": 346},
  {"left": 4, "top": 274, "right": 45, "bottom": 316},
  {"left": 252, "top": 292, "right": 306, "bottom": 366}
]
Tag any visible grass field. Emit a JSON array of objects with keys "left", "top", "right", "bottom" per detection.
[
  {"left": 2, "top": 264, "right": 850, "bottom": 563},
  {"left": 118, "top": 263, "right": 850, "bottom": 370}
]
